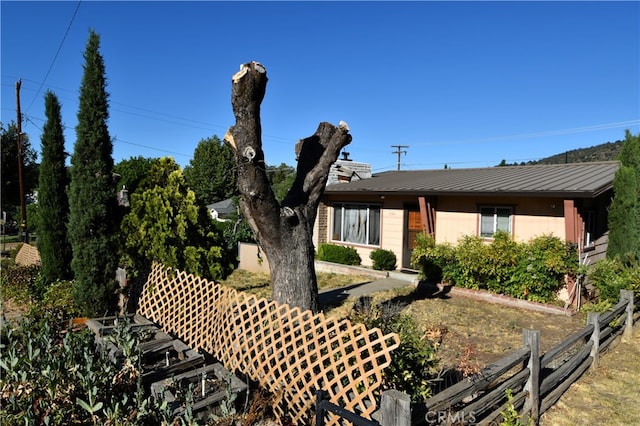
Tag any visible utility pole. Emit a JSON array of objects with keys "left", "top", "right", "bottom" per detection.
[
  {"left": 16, "top": 80, "right": 29, "bottom": 243},
  {"left": 391, "top": 145, "right": 409, "bottom": 171}
]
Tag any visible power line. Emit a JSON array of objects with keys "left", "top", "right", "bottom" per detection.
[
  {"left": 391, "top": 145, "right": 408, "bottom": 170},
  {"left": 25, "top": 1, "right": 82, "bottom": 113}
]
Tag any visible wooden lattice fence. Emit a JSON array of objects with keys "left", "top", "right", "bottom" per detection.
[{"left": 137, "top": 262, "right": 400, "bottom": 425}]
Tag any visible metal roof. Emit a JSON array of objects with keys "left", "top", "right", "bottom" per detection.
[{"left": 324, "top": 161, "right": 620, "bottom": 198}]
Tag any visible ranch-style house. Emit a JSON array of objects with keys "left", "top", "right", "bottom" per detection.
[{"left": 315, "top": 161, "right": 619, "bottom": 269}]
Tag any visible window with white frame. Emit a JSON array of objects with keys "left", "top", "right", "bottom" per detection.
[
  {"left": 332, "top": 203, "right": 381, "bottom": 246},
  {"left": 479, "top": 206, "right": 512, "bottom": 237}
]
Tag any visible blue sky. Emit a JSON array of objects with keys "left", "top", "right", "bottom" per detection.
[{"left": 2, "top": 1, "right": 639, "bottom": 172}]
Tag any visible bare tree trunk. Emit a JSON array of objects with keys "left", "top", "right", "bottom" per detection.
[{"left": 224, "top": 62, "right": 352, "bottom": 312}]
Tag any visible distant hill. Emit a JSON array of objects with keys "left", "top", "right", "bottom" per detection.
[
  {"left": 534, "top": 140, "right": 624, "bottom": 165},
  {"left": 501, "top": 140, "right": 624, "bottom": 166}
]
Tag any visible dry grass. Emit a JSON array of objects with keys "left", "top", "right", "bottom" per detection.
[
  {"left": 540, "top": 328, "right": 640, "bottom": 426},
  {"left": 220, "top": 269, "right": 586, "bottom": 371},
  {"left": 320, "top": 284, "right": 585, "bottom": 370},
  {"left": 220, "top": 269, "right": 640, "bottom": 424},
  {"left": 218, "top": 269, "right": 373, "bottom": 300}
]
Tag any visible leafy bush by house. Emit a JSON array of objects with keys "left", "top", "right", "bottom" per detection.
[
  {"left": 369, "top": 248, "right": 397, "bottom": 271},
  {"left": 409, "top": 233, "right": 455, "bottom": 283},
  {"left": 316, "top": 243, "right": 361, "bottom": 265},
  {"left": 411, "top": 232, "right": 578, "bottom": 303},
  {"left": 587, "top": 256, "right": 640, "bottom": 303}
]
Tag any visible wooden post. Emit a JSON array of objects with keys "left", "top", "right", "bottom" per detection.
[
  {"left": 379, "top": 389, "right": 411, "bottom": 426},
  {"left": 522, "top": 329, "right": 540, "bottom": 424},
  {"left": 587, "top": 312, "right": 600, "bottom": 370},
  {"left": 620, "top": 289, "right": 635, "bottom": 342}
]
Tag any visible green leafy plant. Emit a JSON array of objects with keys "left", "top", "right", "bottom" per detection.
[
  {"left": 499, "top": 389, "right": 533, "bottom": 426},
  {"left": 411, "top": 231, "right": 578, "bottom": 303},
  {"left": 410, "top": 232, "right": 455, "bottom": 283},
  {"left": 587, "top": 256, "right": 640, "bottom": 303},
  {"left": 0, "top": 314, "right": 203, "bottom": 425},
  {"left": 369, "top": 248, "right": 397, "bottom": 271},
  {"left": 316, "top": 243, "right": 361, "bottom": 266},
  {"left": 350, "top": 297, "right": 439, "bottom": 402}
]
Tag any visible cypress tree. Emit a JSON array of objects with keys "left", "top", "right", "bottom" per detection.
[
  {"left": 38, "top": 91, "right": 72, "bottom": 283},
  {"left": 607, "top": 165, "right": 639, "bottom": 259},
  {"left": 68, "top": 30, "right": 118, "bottom": 316},
  {"left": 607, "top": 131, "right": 640, "bottom": 260}
]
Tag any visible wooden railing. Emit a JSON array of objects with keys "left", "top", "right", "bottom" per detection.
[
  {"left": 136, "top": 262, "right": 400, "bottom": 425},
  {"left": 374, "top": 288, "right": 638, "bottom": 425}
]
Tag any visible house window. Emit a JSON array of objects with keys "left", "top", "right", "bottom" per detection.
[
  {"left": 479, "top": 206, "right": 512, "bottom": 237},
  {"left": 332, "top": 203, "right": 381, "bottom": 246}
]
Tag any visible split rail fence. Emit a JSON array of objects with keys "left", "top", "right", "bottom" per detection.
[
  {"left": 136, "top": 262, "right": 400, "bottom": 425},
  {"left": 375, "top": 288, "right": 638, "bottom": 425}
]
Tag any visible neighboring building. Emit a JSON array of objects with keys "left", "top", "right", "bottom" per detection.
[
  {"left": 207, "top": 198, "right": 235, "bottom": 222},
  {"left": 326, "top": 151, "right": 372, "bottom": 186},
  {"left": 315, "top": 161, "right": 619, "bottom": 269}
]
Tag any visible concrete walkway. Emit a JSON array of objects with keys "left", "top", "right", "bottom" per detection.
[{"left": 318, "top": 270, "right": 419, "bottom": 307}]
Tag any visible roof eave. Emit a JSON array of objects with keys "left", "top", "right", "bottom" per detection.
[{"left": 324, "top": 189, "right": 610, "bottom": 199}]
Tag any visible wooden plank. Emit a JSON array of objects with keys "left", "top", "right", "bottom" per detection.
[
  {"left": 418, "top": 197, "right": 429, "bottom": 234},
  {"left": 425, "top": 346, "right": 530, "bottom": 412},
  {"left": 587, "top": 313, "right": 600, "bottom": 370},
  {"left": 540, "top": 355, "right": 593, "bottom": 414},
  {"left": 522, "top": 329, "right": 540, "bottom": 423},
  {"left": 477, "top": 390, "right": 527, "bottom": 426},
  {"left": 621, "top": 289, "right": 635, "bottom": 341},
  {"left": 541, "top": 325, "right": 593, "bottom": 368},
  {"left": 598, "top": 300, "right": 627, "bottom": 327},
  {"left": 462, "top": 368, "right": 529, "bottom": 418},
  {"left": 379, "top": 390, "right": 411, "bottom": 426},
  {"left": 540, "top": 340, "right": 592, "bottom": 396}
]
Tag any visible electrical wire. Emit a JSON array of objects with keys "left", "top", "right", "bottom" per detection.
[{"left": 24, "top": 1, "right": 82, "bottom": 113}]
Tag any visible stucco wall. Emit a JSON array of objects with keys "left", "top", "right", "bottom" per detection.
[
  {"left": 238, "top": 242, "right": 270, "bottom": 274},
  {"left": 316, "top": 194, "right": 570, "bottom": 270}
]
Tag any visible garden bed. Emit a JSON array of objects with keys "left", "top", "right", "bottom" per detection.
[
  {"left": 151, "top": 362, "right": 248, "bottom": 419},
  {"left": 86, "top": 313, "right": 155, "bottom": 336},
  {"left": 139, "top": 339, "right": 205, "bottom": 385}
]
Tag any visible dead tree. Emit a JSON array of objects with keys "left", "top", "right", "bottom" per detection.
[{"left": 224, "top": 62, "right": 352, "bottom": 312}]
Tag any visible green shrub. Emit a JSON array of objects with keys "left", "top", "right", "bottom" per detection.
[
  {"left": 0, "top": 316, "right": 199, "bottom": 425},
  {"left": 451, "top": 235, "right": 489, "bottom": 289},
  {"left": 316, "top": 243, "right": 361, "bottom": 265},
  {"left": 410, "top": 232, "right": 455, "bottom": 282},
  {"left": 370, "top": 248, "right": 397, "bottom": 271},
  {"left": 410, "top": 232, "right": 578, "bottom": 303},
  {"left": 484, "top": 231, "right": 521, "bottom": 293},
  {"left": 350, "top": 297, "right": 438, "bottom": 402},
  {"left": 587, "top": 257, "right": 640, "bottom": 303},
  {"left": 505, "top": 235, "right": 576, "bottom": 302},
  {"left": 0, "top": 264, "right": 42, "bottom": 300}
]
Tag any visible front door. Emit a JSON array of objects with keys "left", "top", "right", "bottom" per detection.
[{"left": 403, "top": 206, "right": 422, "bottom": 269}]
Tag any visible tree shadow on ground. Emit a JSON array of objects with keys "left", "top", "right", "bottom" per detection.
[
  {"left": 379, "top": 281, "right": 454, "bottom": 312},
  {"left": 318, "top": 280, "right": 373, "bottom": 310}
]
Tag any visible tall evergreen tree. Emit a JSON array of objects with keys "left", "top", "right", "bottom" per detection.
[
  {"left": 68, "top": 30, "right": 118, "bottom": 316},
  {"left": 607, "top": 166, "right": 639, "bottom": 259},
  {"left": 607, "top": 131, "right": 640, "bottom": 260},
  {"left": 38, "top": 91, "right": 72, "bottom": 283},
  {"left": 183, "top": 135, "right": 237, "bottom": 204}
]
